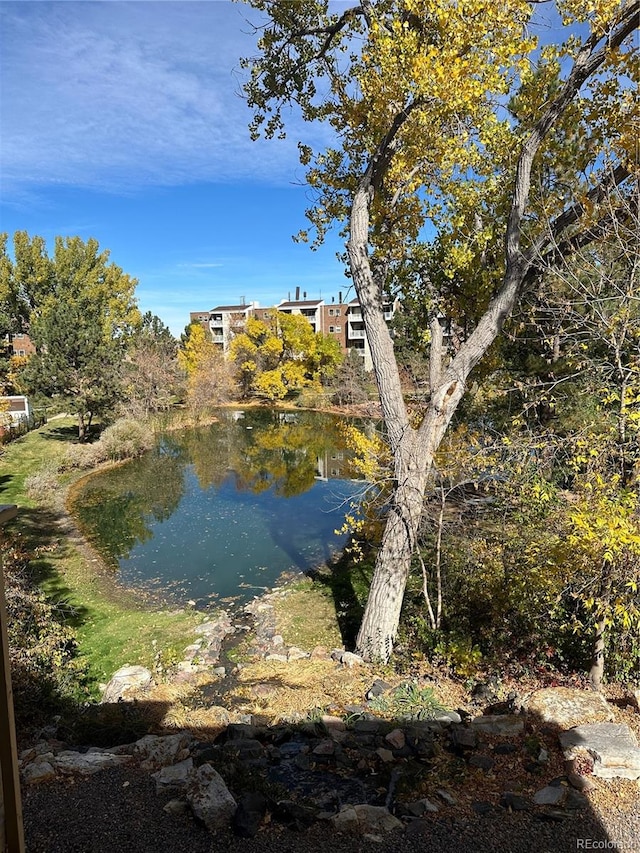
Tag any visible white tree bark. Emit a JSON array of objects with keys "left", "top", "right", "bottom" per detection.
[{"left": 350, "top": 4, "right": 638, "bottom": 661}]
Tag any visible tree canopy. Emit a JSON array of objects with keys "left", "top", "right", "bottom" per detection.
[
  {"left": 243, "top": 0, "right": 639, "bottom": 661},
  {"left": 1, "top": 232, "right": 140, "bottom": 439}
]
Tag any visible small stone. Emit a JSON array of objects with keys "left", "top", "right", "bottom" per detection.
[
  {"left": 500, "top": 792, "right": 529, "bottom": 812},
  {"left": 493, "top": 743, "right": 519, "bottom": 755},
  {"left": 469, "top": 755, "right": 495, "bottom": 771},
  {"left": 436, "top": 789, "right": 457, "bottom": 806},
  {"left": 313, "top": 739, "right": 335, "bottom": 756},
  {"left": 385, "top": 729, "right": 406, "bottom": 750},
  {"left": 376, "top": 748, "right": 395, "bottom": 763},
  {"left": 163, "top": 799, "right": 189, "bottom": 816},
  {"left": 533, "top": 786, "right": 566, "bottom": 806},
  {"left": 471, "top": 715, "right": 525, "bottom": 737},
  {"left": 287, "top": 646, "right": 310, "bottom": 661},
  {"left": 265, "top": 653, "right": 288, "bottom": 663},
  {"left": 341, "top": 652, "right": 365, "bottom": 668}
]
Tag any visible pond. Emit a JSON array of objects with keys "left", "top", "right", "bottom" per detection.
[{"left": 71, "top": 408, "right": 369, "bottom": 609}]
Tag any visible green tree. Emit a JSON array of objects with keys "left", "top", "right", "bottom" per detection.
[
  {"left": 20, "top": 295, "right": 123, "bottom": 441},
  {"left": 11, "top": 234, "right": 140, "bottom": 439},
  {"left": 243, "top": 0, "right": 638, "bottom": 661}
]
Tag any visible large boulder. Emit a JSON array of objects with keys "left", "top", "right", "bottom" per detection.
[
  {"left": 525, "top": 687, "right": 614, "bottom": 729},
  {"left": 101, "top": 665, "right": 153, "bottom": 703},
  {"left": 559, "top": 723, "right": 640, "bottom": 780},
  {"left": 134, "top": 732, "right": 193, "bottom": 771},
  {"left": 186, "top": 763, "right": 237, "bottom": 831}
]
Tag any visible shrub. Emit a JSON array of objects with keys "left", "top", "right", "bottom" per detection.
[
  {"left": 57, "top": 442, "right": 102, "bottom": 472},
  {"left": 24, "top": 465, "right": 59, "bottom": 499},
  {"left": 2, "top": 532, "right": 88, "bottom": 732},
  {"left": 97, "top": 418, "right": 153, "bottom": 461}
]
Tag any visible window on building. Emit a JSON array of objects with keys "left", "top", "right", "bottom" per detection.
[
  {"left": 329, "top": 326, "right": 335, "bottom": 333},
  {"left": 335, "top": 309, "right": 341, "bottom": 316},
  {"left": 335, "top": 326, "right": 342, "bottom": 333},
  {"left": 328, "top": 308, "right": 334, "bottom": 316}
]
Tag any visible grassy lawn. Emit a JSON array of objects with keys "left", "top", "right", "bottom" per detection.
[{"left": 0, "top": 418, "right": 202, "bottom": 694}]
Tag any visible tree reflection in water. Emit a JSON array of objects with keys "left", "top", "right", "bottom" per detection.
[{"left": 71, "top": 409, "right": 367, "bottom": 606}]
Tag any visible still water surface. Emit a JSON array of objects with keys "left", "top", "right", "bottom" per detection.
[{"left": 71, "top": 409, "right": 366, "bottom": 608}]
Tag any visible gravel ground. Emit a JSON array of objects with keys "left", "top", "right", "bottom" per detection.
[{"left": 22, "top": 764, "right": 640, "bottom": 853}]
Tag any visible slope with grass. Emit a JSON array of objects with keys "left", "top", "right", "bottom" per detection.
[{"left": 0, "top": 418, "right": 203, "bottom": 703}]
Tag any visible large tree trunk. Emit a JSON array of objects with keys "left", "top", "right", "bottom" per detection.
[{"left": 344, "top": 7, "right": 638, "bottom": 662}]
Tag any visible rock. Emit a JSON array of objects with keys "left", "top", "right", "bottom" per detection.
[
  {"left": 471, "top": 714, "right": 525, "bottom": 736},
  {"left": 559, "top": 722, "right": 640, "bottom": 780},
  {"left": 321, "top": 715, "right": 346, "bottom": 732},
  {"left": 450, "top": 726, "right": 478, "bottom": 750},
  {"left": 152, "top": 758, "right": 194, "bottom": 793},
  {"left": 525, "top": 687, "right": 614, "bottom": 729},
  {"left": 436, "top": 789, "right": 457, "bottom": 806},
  {"left": 493, "top": 743, "right": 519, "bottom": 755},
  {"left": 376, "top": 748, "right": 395, "bottom": 763},
  {"left": 288, "top": 646, "right": 310, "bottom": 661},
  {"left": 265, "top": 653, "right": 288, "bottom": 663},
  {"left": 385, "top": 729, "right": 406, "bottom": 750},
  {"left": 163, "top": 799, "right": 189, "bottom": 816},
  {"left": 353, "top": 805, "right": 402, "bottom": 833},
  {"left": 310, "top": 645, "right": 329, "bottom": 660},
  {"left": 434, "top": 710, "right": 462, "bottom": 726},
  {"left": 533, "top": 785, "right": 566, "bottom": 806},
  {"left": 342, "top": 652, "right": 365, "bottom": 668},
  {"left": 135, "top": 732, "right": 193, "bottom": 771},
  {"left": 101, "top": 665, "right": 153, "bottom": 703},
  {"left": 313, "top": 739, "right": 335, "bottom": 756},
  {"left": 53, "top": 751, "right": 133, "bottom": 775},
  {"left": 405, "top": 798, "right": 439, "bottom": 815},
  {"left": 500, "top": 792, "right": 530, "bottom": 811},
  {"left": 22, "top": 761, "right": 56, "bottom": 784},
  {"left": 331, "top": 806, "right": 360, "bottom": 833},
  {"left": 469, "top": 755, "right": 495, "bottom": 771},
  {"left": 186, "top": 764, "right": 237, "bottom": 832},
  {"left": 233, "top": 792, "right": 268, "bottom": 837},
  {"left": 366, "top": 679, "right": 393, "bottom": 700},
  {"left": 222, "top": 738, "right": 265, "bottom": 762}
]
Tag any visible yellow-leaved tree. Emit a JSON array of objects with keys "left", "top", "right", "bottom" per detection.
[{"left": 243, "top": 0, "right": 639, "bottom": 661}]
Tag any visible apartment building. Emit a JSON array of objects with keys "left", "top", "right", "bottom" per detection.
[
  {"left": 3, "top": 332, "right": 36, "bottom": 358},
  {"left": 190, "top": 294, "right": 399, "bottom": 369}
]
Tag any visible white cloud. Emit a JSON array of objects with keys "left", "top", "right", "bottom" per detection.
[{"left": 0, "top": 1, "right": 323, "bottom": 197}]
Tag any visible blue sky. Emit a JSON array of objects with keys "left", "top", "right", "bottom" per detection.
[{"left": 0, "top": 1, "right": 352, "bottom": 335}]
